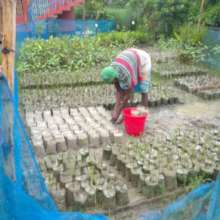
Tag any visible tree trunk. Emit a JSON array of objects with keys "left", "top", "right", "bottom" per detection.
[
  {"left": 0, "top": 1, "right": 3, "bottom": 45},
  {"left": 198, "top": 0, "right": 205, "bottom": 29},
  {"left": 96, "top": 11, "right": 100, "bottom": 20},
  {"left": 82, "top": 0, "right": 86, "bottom": 20}
]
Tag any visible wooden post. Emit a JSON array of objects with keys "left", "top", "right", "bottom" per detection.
[
  {"left": 0, "top": 1, "right": 3, "bottom": 76},
  {"left": 198, "top": 0, "right": 206, "bottom": 29},
  {"left": 0, "top": 3, "right": 2, "bottom": 44},
  {"left": 0, "top": 2, "right": 3, "bottom": 62},
  {"left": 1, "top": 0, "right": 16, "bottom": 89}
]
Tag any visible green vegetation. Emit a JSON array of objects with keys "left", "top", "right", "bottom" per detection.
[
  {"left": 188, "top": 174, "right": 213, "bottom": 192},
  {"left": 204, "top": 1, "right": 220, "bottom": 27},
  {"left": 17, "top": 32, "right": 149, "bottom": 74},
  {"left": 75, "top": 1, "right": 220, "bottom": 32},
  {"left": 19, "top": 1, "right": 220, "bottom": 75},
  {"left": 73, "top": 0, "right": 220, "bottom": 70},
  {"left": 74, "top": 0, "right": 105, "bottom": 19}
]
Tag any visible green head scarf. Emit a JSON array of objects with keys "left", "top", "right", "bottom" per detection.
[{"left": 101, "top": 66, "right": 118, "bottom": 83}]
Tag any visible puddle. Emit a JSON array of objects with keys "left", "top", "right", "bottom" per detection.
[
  {"left": 175, "top": 100, "right": 220, "bottom": 119},
  {"left": 145, "top": 86, "right": 220, "bottom": 135}
]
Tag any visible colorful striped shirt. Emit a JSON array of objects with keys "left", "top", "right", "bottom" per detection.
[{"left": 111, "top": 48, "right": 144, "bottom": 90}]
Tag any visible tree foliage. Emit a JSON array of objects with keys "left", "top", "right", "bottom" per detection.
[
  {"left": 76, "top": 0, "right": 105, "bottom": 19},
  {"left": 127, "top": 0, "right": 197, "bottom": 37},
  {"left": 204, "top": 1, "right": 220, "bottom": 27},
  {"left": 76, "top": 0, "right": 220, "bottom": 32}
]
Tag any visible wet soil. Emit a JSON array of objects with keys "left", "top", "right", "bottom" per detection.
[{"left": 147, "top": 88, "right": 220, "bottom": 133}]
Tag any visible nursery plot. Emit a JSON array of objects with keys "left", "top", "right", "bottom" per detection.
[
  {"left": 37, "top": 123, "right": 220, "bottom": 213},
  {"left": 150, "top": 50, "right": 178, "bottom": 64},
  {"left": 19, "top": 68, "right": 104, "bottom": 88},
  {"left": 20, "top": 84, "right": 180, "bottom": 112},
  {"left": 104, "top": 127, "right": 220, "bottom": 199},
  {"left": 154, "top": 62, "right": 207, "bottom": 78},
  {"left": 19, "top": 49, "right": 179, "bottom": 88},
  {"left": 26, "top": 106, "right": 124, "bottom": 158},
  {"left": 197, "top": 88, "right": 220, "bottom": 100},
  {"left": 39, "top": 149, "right": 129, "bottom": 211},
  {"left": 175, "top": 74, "right": 220, "bottom": 99},
  {"left": 141, "top": 47, "right": 178, "bottom": 64}
]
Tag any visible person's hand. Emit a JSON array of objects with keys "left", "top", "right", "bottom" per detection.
[
  {"left": 111, "top": 113, "right": 124, "bottom": 124},
  {"left": 111, "top": 86, "right": 132, "bottom": 124},
  {"left": 111, "top": 117, "right": 117, "bottom": 124},
  {"left": 111, "top": 89, "right": 124, "bottom": 123},
  {"left": 111, "top": 107, "right": 120, "bottom": 124},
  {"left": 115, "top": 114, "right": 124, "bottom": 124}
]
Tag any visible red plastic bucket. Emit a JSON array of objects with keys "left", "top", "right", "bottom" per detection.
[{"left": 123, "top": 107, "right": 148, "bottom": 136}]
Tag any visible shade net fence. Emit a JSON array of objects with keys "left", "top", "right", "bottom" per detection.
[{"left": 16, "top": 19, "right": 116, "bottom": 51}]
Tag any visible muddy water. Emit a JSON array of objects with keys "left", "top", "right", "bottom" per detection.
[
  {"left": 175, "top": 100, "right": 220, "bottom": 119},
  {"left": 147, "top": 89, "right": 220, "bottom": 135}
]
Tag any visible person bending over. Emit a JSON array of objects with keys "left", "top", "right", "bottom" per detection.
[{"left": 101, "top": 48, "right": 152, "bottom": 123}]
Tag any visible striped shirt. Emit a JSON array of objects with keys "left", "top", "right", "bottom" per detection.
[{"left": 111, "top": 48, "right": 146, "bottom": 90}]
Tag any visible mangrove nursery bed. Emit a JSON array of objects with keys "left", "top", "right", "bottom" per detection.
[
  {"left": 154, "top": 62, "right": 207, "bottom": 78},
  {"left": 18, "top": 49, "right": 178, "bottom": 88},
  {"left": 26, "top": 106, "right": 124, "bottom": 158},
  {"left": 20, "top": 84, "right": 180, "bottom": 112},
  {"left": 40, "top": 149, "right": 129, "bottom": 211},
  {"left": 197, "top": 89, "right": 220, "bottom": 100},
  {"left": 36, "top": 122, "right": 220, "bottom": 212},
  {"left": 19, "top": 68, "right": 106, "bottom": 89},
  {"left": 175, "top": 75, "right": 220, "bottom": 100}
]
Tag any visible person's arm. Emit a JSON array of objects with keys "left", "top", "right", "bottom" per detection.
[
  {"left": 111, "top": 81, "right": 132, "bottom": 123},
  {"left": 111, "top": 69, "right": 132, "bottom": 123},
  {"left": 111, "top": 90, "right": 123, "bottom": 123}
]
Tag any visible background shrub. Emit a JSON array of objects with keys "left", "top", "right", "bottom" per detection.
[{"left": 17, "top": 31, "right": 149, "bottom": 74}]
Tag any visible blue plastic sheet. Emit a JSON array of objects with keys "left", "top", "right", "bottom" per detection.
[{"left": 0, "top": 74, "right": 107, "bottom": 220}]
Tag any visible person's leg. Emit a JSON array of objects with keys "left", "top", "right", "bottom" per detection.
[
  {"left": 136, "top": 81, "right": 150, "bottom": 108},
  {"left": 141, "top": 92, "right": 148, "bottom": 107},
  {"left": 139, "top": 62, "right": 151, "bottom": 107}
]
